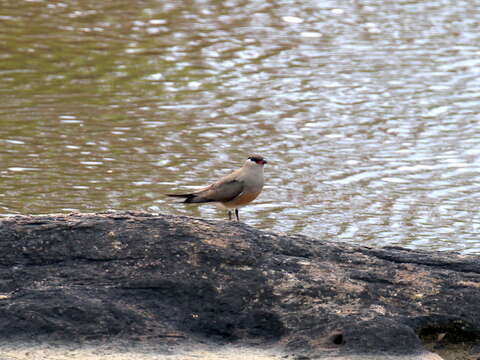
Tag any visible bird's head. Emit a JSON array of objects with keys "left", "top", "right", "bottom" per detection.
[{"left": 245, "top": 155, "right": 267, "bottom": 167}]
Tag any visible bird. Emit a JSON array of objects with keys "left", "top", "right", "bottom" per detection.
[{"left": 167, "top": 155, "right": 267, "bottom": 221}]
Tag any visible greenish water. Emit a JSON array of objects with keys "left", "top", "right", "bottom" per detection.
[{"left": 1, "top": 0, "right": 480, "bottom": 253}]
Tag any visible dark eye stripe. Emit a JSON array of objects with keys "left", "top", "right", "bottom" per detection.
[{"left": 248, "top": 156, "right": 264, "bottom": 163}]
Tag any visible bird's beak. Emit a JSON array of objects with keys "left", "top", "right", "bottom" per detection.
[{"left": 260, "top": 160, "right": 267, "bottom": 165}]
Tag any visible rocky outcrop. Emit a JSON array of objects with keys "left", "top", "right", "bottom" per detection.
[{"left": 0, "top": 212, "right": 479, "bottom": 359}]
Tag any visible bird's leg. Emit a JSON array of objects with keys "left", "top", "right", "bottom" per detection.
[
  {"left": 228, "top": 210, "right": 232, "bottom": 221},
  {"left": 235, "top": 208, "right": 239, "bottom": 221}
]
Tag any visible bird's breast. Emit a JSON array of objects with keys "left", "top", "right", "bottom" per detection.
[{"left": 221, "top": 188, "right": 262, "bottom": 208}]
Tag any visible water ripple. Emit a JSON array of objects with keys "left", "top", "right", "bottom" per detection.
[{"left": 1, "top": 0, "right": 480, "bottom": 253}]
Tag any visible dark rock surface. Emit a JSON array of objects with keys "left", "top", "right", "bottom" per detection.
[{"left": 0, "top": 212, "right": 479, "bottom": 358}]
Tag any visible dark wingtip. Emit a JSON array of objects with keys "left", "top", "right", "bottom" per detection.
[
  {"left": 166, "top": 193, "right": 197, "bottom": 203},
  {"left": 166, "top": 194, "right": 190, "bottom": 198},
  {"left": 183, "top": 194, "right": 198, "bottom": 203}
]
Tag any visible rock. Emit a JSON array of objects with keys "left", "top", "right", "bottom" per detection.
[{"left": 0, "top": 211, "right": 479, "bottom": 359}]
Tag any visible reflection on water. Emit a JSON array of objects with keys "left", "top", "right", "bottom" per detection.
[{"left": 1, "top": 0, "right": 480, "bottom": 253}]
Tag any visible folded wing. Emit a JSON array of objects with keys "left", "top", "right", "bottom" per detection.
[{"left": 168, "top": 180, "right": 244, "bottom": 203}]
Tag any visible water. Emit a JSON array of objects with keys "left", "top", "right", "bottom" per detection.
[{"left": 1, "top": 0, "right": 480, "bottom": 253}]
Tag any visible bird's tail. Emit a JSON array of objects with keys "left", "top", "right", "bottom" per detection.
[{"left": 166, "top": 193, "right": 213, "bottom": 203}]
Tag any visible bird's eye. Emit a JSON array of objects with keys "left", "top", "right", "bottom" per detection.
[{"left": 247, "top": 156, "right": 265, "bottom": 164}]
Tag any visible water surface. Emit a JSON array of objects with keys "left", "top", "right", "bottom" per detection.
[{"left": 1, "top": 0, "right": 480, "bottom": 253}]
